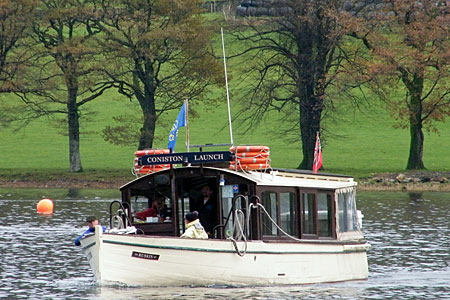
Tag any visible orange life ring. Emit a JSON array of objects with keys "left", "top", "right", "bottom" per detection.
[
  {"left": 229, "top": 163, "right": 270, "bottom": 171},
  {"left": 234, "top": 152, "right": 270, "bottom": 158},
  {"left": 232, "top": 157, "right": 269, "bottom": 164},
  {"left": 136, "top": 165, "right": 169, "bottom": 169},
  {"left": 134, "top": 149, "right": 170, "bottom": 157},
  {"left": 136, "top": 168, "right": 166, "bottom": 174},
  {"left": 135, "top": 165, "right": 169, "bottom": 174},
  {"left": 230, "top": 146, "right": 270, "bottom": 153}
]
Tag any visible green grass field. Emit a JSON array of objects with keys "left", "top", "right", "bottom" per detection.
[{"left": 1, "top": 83, "right": 449, "bottom": 182}]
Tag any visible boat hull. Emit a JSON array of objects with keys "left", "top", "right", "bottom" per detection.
[{"left": 81, "top": 229, "right": 369, "bottom": 286}]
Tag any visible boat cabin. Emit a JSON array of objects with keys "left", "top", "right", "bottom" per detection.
[{"left": 115, "top": 166, "right": 362, "bottom": 242}]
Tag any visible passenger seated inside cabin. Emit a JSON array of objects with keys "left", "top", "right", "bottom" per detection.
[
  {"left": 134, "top": 196, "right": 171, "bottom": 222},
  {"left": 180, "top": 211, "right": 208, "bottom": 239}
]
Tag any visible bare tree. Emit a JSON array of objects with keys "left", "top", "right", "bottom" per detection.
[{"left": 230, "top": 0, "right": 355, "bottom": 170}]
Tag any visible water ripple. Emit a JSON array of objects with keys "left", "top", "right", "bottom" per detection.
[{"left": 0, "top": 191, "right": 449, "bottom": 299}]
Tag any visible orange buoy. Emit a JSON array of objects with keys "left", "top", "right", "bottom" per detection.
[
  {"left": 37, "top": 198, "right": 54, "bottom": 214},
  {"left": 230, "top": 146, "right": 270, "bottom": 153}
]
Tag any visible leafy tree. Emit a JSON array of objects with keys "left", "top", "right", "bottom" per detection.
[
  {"left": 351, "top": 0, "right": 450, "bottom": 170},
  {"left": 0, "top": 0, "right": 36, "bottom": 91},
  {"left": 12, "top": 0, "right": 113, "bottom": 172},
  {"left": 97, "top": 0, "right": 223, "bottom": 150},
  {"left": 229, "top": 0, "right": 356, "bottom": 170}
]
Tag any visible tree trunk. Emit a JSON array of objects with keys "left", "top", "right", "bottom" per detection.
[
  {"left": 67, "top": 90, "right": 83, "bottom": 172},
  {"left": 406, "top": 92, "right": 425, "bottom": 170},
  {"left": 405, "top": 73, "right": 425, "bottom": 170},
  {"left": 298, "top": 95, "right": 322, "bottom": 170},
  {"left": 138, "top": 94, "right": 157, "bottom": 150}
]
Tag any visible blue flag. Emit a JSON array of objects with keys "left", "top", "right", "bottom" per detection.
[{"left": 167, "top": 103, "right": 186, "bottom": 151}]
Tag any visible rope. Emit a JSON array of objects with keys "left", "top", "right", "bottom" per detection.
[
  {"left": 111, "top": 214, "right": 124, "bottom": 229},
  {"left": 250, "top": 202, "right": 304, "bottom": 242},
  {"left": 228, "top": 209, "right": 248, "bottom": 256}
]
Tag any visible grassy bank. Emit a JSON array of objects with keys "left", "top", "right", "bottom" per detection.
[{"left": 1, "top": 94, "right": 449, "bottom": 181}]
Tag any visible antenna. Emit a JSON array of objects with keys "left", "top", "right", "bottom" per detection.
[{"left": 221, "top": 27, "right": 234, "bottom": 146}]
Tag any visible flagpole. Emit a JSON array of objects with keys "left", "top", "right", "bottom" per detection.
[
  {"left": 221, "top": 27, "right": 234, "bottom": 146},
  {"left": 185, "top": 98, "right": 190, "bottom": 153}
]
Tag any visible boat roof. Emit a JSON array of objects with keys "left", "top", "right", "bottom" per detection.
[
  {"left": 122, "top": 166, "right": 357, "bottom": 190},
  {"left": 227, "top": 167, "right": 356, "bottom": 190}
]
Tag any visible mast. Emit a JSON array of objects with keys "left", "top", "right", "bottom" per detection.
[
  {"left": 221, "top": 27, "right": 234, "bottom": 146},
  {"left": 185, "top": 98, "right": 190, "bottom": 152}
]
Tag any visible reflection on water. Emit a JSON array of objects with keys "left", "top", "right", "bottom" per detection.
[{"left": 0, "top": 190, "right": 449, "bottom": 299}]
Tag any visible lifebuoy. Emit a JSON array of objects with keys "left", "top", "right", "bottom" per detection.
[
  {"left": 136, "top": 168, "right": 166, "bottom": 174},
  {"left": 230, "top": 145, "right": 270, "bottom": 153},
  {"left": 136, "top": 165, "right": 169, "bottom": 169},
  {"left": 135, "top": 165, "right": 169, "bottom": 174},
  {"left": 234, "top": 151, "right": 270, "bottom": 158},
  {"left": 134, "top": 149, "right": 170, "bottom": 157},
  {"left": 231, "top": 157, "right": 269, "bottom": 164},
  {"left": 229, "top": 163, "right": 270, "bottom": 171}
]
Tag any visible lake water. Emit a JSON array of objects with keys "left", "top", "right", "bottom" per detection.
[{"left": 0, "top": 189, "right": 449, "bottom": 299}]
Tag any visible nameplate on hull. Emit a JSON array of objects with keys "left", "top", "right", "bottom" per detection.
[{"left": 131, "top": 251, "right": 160, "bottom": 260}]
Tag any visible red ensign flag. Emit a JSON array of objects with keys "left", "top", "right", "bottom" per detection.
[{"left": 313, "top": 132, "right": 322, "bottom": 173}]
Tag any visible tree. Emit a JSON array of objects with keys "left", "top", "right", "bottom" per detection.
[
  {"left": 97, "top": 0, "right": 223, "bottom": 150},
  {"left": 13, "top": 0, "right": 113, "bottom": 172},
  {"left": 229, "top": 0, "right": 355, "bottom": 170},
  {"left": 351, "top": 0, "right": 450, "bottom": 170},
  {"left": 0, "top": 0, "right": 36, "bottom": 91}
]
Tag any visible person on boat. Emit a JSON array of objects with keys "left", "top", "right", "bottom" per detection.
[
  {"left": 192, "top": 185, "right": 216, "bottom": 237},
  {"left": 134, "top": 197, "right": 167, "bottom": 221},
  {"left": 74, "top": 216, "right": 106, "bottom": 246},
  {"left": 180, "top": 211, "right": 208, "bottom": 239}
]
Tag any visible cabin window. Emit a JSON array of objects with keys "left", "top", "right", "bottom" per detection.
[
  {"left": 132, "top": 195, "right": 149, "bottom": 215},
  {"left": 301, "top": 192, "right": 334, "bottom": 238},
  {"left": 280, "top": 192, "right": 297, "bottom": 236},
  {"left": 262, "top": 191, "right": 278, "bottom": 236},
  {"left": 318, "top": 193, "right": 333, "bottom": 237},
  {"left": 337, "top": 188, "right": 359, "bottom": 232},
  {"left": 221, "top": 185, "right": 249, "bottom": 239},
  {"left": 301, "top": 193, "right": 316, "bottom": 235},
  {"left": 261, "top": 191, "right": 297, "bottom": 237}
]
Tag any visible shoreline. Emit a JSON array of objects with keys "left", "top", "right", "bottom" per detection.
[{"left": 1, "top": 179, "right": 450, "bottom": 193}]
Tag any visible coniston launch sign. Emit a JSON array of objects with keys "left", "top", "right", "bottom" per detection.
[{"left": 137, "top": 151, "right": 234, "bottom": 166}]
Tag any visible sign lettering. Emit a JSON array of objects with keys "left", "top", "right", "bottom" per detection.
[
  {"left": 131, "top": 251, "right": 160, "bottom": 260},
  {"left": 137, "top": 151, "right": 234, "bottom": 166}
]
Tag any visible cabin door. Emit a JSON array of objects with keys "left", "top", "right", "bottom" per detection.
[{"left": 174, "top": 176, "right": 218, "bottom": 237}]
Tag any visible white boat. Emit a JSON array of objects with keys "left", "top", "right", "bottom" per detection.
[{"left": 80, "top": 151, "right": 370, "bottom": 286}]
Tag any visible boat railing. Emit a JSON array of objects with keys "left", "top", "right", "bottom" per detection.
[{"left": 109, "top": 200, "right": 134, "bottom": 230}]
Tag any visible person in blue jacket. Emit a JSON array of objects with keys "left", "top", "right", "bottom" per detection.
[{"left": 74, "top": 216, "right": 106, "bottom": 246}]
